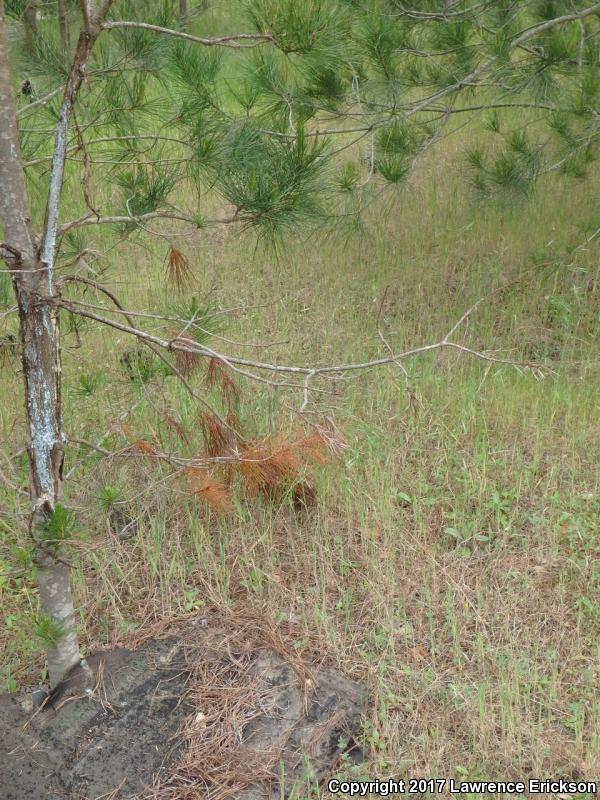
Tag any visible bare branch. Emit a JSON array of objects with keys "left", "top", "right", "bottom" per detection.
[
  {"left": 58, "top": 210, "right": 241, "bottom": 236},
  {"left": 79, "top": 0, "right": 92, "bottom": 30},
  {"left": 514, "top": 4, "right": 600, "bottom": 46},
  {"left": 23, "top": 134, "right": 198, "bottom": 168},
  {"left": 16, "top": 85, "right": 65, "bottom": 117},
  {"left": 56, "top": 297, "right": 544, "bottom": 388},
  {"left": 376, "top": 287, "right": 419, "bottom": 412},
  {"left": 39, "top": 1, "right": 117, "bottom": 289},
  {"left": 73, "top": 113, "right": 100, "bottom": 218},
  {"left": 300, "top": 370, "right": 317, "bottom": 414},
  {"left": 443, "top": 297, "right": 486, "bottom": 342},
  {"left": 393, "top": 1, "right": 491, "bottom": 20},
  {"left": 102, "top": 20, "right": 274, "bottom": 49}
]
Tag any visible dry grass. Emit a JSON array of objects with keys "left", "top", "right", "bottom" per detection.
[
  {"left": 132, "top": 609, "right": 326, "bottom": 800},
  {"left": 1, "top": 115, "right": 599, "bottom": 797}
]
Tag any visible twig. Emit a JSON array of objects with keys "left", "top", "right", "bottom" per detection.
[
  {"left": 61, "top": 276, "right": 241, "bottom": 439},
  {"left": 58, "top": 210, "right": 241, "bottom": 237},
  {"left": 300, "top": 370, "right": 317, "bottom": 414},
  {"left": 73, "top": 112, "right": 100, "bottom": 219},
  {"left": 56, "top": 296, "right": 546, "bottom": 385},
  {"left": 16, "top": 86, "right": 64, "bottom": 117},
  {"left": 60, "top": 294, "right": 287, "bottom": 350},
  {"left": 102, "top": 20, "right": 274, "bottom": 49},
  {"left": 64, "top": 399, "right": 143, "bottom": 480}
]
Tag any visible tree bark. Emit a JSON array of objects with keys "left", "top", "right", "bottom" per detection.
[
  {"left": 0, "top": 0, "right": 114, "bottom": 688},
  {"left": 0, "top": 0, "right": 79, "bottom": 687},
  {"left": 58, "top": 0, "right": 69, "bottom": 52}
]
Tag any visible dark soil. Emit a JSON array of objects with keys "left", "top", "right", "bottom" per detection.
[
  {"left": 0, "top": 639, "right": 190, "bottom": 800},
  {"left": 0, "top": 616, "right": 366, "bottom": 800}
]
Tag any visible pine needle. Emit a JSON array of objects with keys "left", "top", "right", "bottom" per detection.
[
  {"left": 161, "top": 410, "right": 190, "bottom": 444},
  {"left": 164, "top": 247, "right": 194, "bottom": 291},
  {"left": 206, "top": 357, "right": 240, "bottom": 408},
  {"left": 199, "top": 413, "right": 233, "bottom": 458},
  {"left": 193, "top": 480, "right": 233, "bottom": 513},
  {"left": 239, "top": 437, "right": 302, "bottom": 494},
  {"left": 186, "top": 467, "right": 232, "bottom": 513},
  {"left": 171, "top": 331, "right": 202, "bottom": 377},
  {"left": 134, "top": 439, "right": 157, "bottom": 456}
]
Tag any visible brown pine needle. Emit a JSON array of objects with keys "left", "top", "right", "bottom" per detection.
[
  {"left": 199, "top": 413, "right": 233, "bottom": 458},
  {"left": 164, "top": 247, "right": 194, "bottom": 290},
  {"left": 239, "top": 437, "right": 303, "bottom": 495},
  {"left": 193, "top": 480, "right": 233, "bottom": 513},
  {"left": 206, "top": 357, "right": 240, "bottom": 408},
  {"left": 171, "top": 331, "right": 201, "bottom": 377},
  {"left": 186, "top": 467, "right": 232, "bottom": 513},
  {"left": 134, "top": 439, "right": 157, "bottom": 456},
  {"left": 161, "top": 410, "right": 190, "bottom": 444}
]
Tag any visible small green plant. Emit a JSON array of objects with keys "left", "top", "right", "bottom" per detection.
[
  {"left": 181, "top": 587, "right": 205, "bottom": 612},
  {"left": 443, "top": 520, "right": 477, "bottom": 557},
  {"left": 2, "top": 665, "right": 18, "bottom": 694},
  {"left": 119, "top": 347, "right": 158, "bottom": 382},
  {"left": 487, "top": 489, "right": 515, "bottom": 528},
  {"left": 74, "top": 371, "right": 102, "bottom": 396},
  {"left": 575, "top": 595, "right": 600, "bottom": 622},
  {"left": 99, "top": 485, "right": 122, "bottom": 512},
  {"left": 41, "top": 504, "right": 75, "bottom": 549},
  {"left": 35, "top": 613, "right": 70, "bottom": 647},
  {"left": 240, "top": 563, "right": 265, "bottom": 594}
]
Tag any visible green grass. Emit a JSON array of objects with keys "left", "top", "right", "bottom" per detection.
[
  {"left": 3, "top": 149, "right": 599, "bottom": 787},
  {"left": 1, "top": 4, "right": 600, "bottom": 794}
]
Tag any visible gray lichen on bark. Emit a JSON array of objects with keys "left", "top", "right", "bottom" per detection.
[{"left": 0, "top": 0, "right": 80, "bottom": 688}]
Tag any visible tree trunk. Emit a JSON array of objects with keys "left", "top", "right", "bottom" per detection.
[
  {"left": 14, "top": 289, "right": 80, "bottom": 687},
  {"left": 1, "top": 0, "right": 114, "bottom": 686},
  {"left": 57, "top": 0, "right": 69, "bottom": 53},
  {"left": 23, "top": 0, "right": 38, "bottom": 51},
  {"left": 0, "top": 1, "right": 80, "bottom": 688},
  {"left": 179, "top": 0, "right": 189, "bottom": 27}
]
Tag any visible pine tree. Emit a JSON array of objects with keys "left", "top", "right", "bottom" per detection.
[{"left": 0, "top": 0, "right": 598, "bottom": 687}]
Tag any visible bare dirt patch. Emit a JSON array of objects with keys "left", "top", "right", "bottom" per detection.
[{"left": 0, "top": 612, "right": 366, "bottom": 799}]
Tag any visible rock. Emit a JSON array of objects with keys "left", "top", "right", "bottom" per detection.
[
  {"left": 237, "top": 650, "right": 365, "bottom": 799},
  {"left": 30, "top": 688, "right": 49, "bottom": 709}
]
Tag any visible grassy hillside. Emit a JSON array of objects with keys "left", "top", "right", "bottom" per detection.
[{"left": 1, "top": 2, "right": 600, "bottom": 795}]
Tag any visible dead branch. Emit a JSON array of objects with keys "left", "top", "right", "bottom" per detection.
[
  {"left": 54, "top": 295, "right": 546, "bottom": 414},
  {"left": 59, "top": 293, "right": 287, "bottom": 350},
  {"left": 58, "top": 210, "right": 241, "bottom": 237},
  {"left": 102, "top": 20, "right": 275, "bottom": 49}
]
